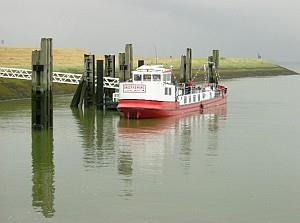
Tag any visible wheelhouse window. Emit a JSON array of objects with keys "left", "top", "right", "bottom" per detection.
[
  {"left": 169, "top": 88, "right": 172, "bottom": 95},
  {"left": 134, "top": 74, "right": 142, "bottom": 81},
  {"left": 163, "top": 73, "right": 171, "bottom": 83},
  {"left": 143, "top": 74, "right": 151, "bottom": 81},
  {"left": 165, "top": 87, "right": 168, "bottom": 95},
  {"left": 152, "top": 74, "right": 161, "bottom": 81}
]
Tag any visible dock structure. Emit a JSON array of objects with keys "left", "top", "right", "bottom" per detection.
[
  {"left": 31, "top": 38, "right": 53, "bottom": 129},
  {"left": 70, "top": 54, "right": 95, "bottom": 108}
]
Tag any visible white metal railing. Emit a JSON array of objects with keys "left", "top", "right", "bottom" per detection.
[
  {"left": 103, "top": 76, "right": 119, "bottom": 89},
  {"left": 0, "top": 66, "right": 119, "bottom": 89}
]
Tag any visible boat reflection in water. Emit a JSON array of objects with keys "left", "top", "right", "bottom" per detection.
[
  {"left": 31, "top": 129, "right": 55, "bottom": 218},
  {"left": 72, "top": 104, "right": 226, "bottom": 198},
  {"left": 118, "top": 104, "right": 227, "bottom": 172}
]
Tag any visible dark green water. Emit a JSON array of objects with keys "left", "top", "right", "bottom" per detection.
[{"left": 1, "top": 75, "right": 300, "bottom": 223}]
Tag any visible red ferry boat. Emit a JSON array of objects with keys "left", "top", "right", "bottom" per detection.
[{"left": 117, "top": 65, "right": 227, "bottom": 119}]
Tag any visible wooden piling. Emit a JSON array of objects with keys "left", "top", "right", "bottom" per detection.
[
  {"left": 212, "top": 50, "right": 219, "bottom": 69},
  {"left": 186, "top": 48, "right": 192, "bottom": 81},
  {"left": 180, "top": 55, "right": 187, "bottom": 82},
  {"left": 208, "top": 56, "right": 215, "bottom": 83},
  {"left": 70, "top": 54, "right": 95, "bottom": 108},
  {"left": 138, "top": 60, "right": 144, "bottom": 67},
  {"left": 31, "top": 38, "right": 53, "bottom": 129},
  {"left": 96, "top": 60, "right": 104, "bottom": 109},
  {"left": 104, "top": 55, "right": 115, "bottom": 77},
  {"left": 119, "top": 53, "right": 126, "bottom": 82},
  {"left": 104, "top": 55, "right": 116, "bottom": 108},
  {"left": 83, "top": 54, "right": 95, "bottom": 108},
  {"left": 125, "top": 44, "right": 133, "bottom": 80}
]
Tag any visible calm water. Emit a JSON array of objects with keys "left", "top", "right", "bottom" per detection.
[{"left": 1, "top": 75, "right": 300, "bottom": 223}]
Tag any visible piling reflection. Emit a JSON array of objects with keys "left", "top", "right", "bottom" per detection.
[
  {"left": 118, "top": 150, "right": 133, "bottom": 198},
  {"left": 72, "top": 109, "right": 118, "bottom": 169},
  {"left": 31, "top": 129, "right": 55, "bottom": 218}
]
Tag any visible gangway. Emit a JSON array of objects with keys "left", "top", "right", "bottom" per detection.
[{"left": 0, "top": 66, "right": 119, "bottom": 89}]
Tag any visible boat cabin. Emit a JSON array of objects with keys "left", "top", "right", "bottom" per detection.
[{"left": 132, "top": 65, "right": 172, "bottom": 84}]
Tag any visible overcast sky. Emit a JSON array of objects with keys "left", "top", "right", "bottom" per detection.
[{"left": 1, "top": 0, "right": 300, "bottom": 61}]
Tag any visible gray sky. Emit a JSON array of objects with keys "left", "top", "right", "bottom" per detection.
[{"left": 1, "top": 0, "right": 300, "bottom": 61}]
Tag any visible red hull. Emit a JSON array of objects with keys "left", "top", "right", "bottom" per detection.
[{"left": 118, "top": 95, "right": 227, "bottom": 119}]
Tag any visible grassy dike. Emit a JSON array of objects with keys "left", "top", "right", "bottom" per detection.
[{"left": 0, "top": 48, "right": 297, "bottom": 100}]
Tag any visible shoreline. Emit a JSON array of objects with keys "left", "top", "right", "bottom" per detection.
[{"left": 0, "top": 66, "right": 297, "bottom": 101}]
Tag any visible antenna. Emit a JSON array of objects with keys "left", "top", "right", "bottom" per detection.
[{"left": 154, "top": 45, "right": 158, "bottom": 64}]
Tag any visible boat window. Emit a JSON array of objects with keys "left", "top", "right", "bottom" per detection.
[
  {"left": 143, "top": 74, "right": 151, "bottom": 81},
  {"left": 163, "top": 74, "right": 171, "bottom": 83},
  {"left": 193, "top": 95, "right": 196, "bottom": 102},
  {"left": 152, "top": 74, "right": 161, "bottom": 81},
  {"left": 198, "top": 94, "right": 200, "bottom": 101},
  {"left": 189, "top": 96, "right": 191, "bottom": 103},
  {"left": 165, "top": 87, "right": 168, "bottom": 95},
  {"left": 184, "top": 96, "right": 187, "bottom": 104},
  {"left": 134, "top": 74, "right": 142, "bottom": 81},
  {"left": 169, "top": 88, "right": 171, "bottom": 95}
]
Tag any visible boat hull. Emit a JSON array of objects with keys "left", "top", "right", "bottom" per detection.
[{"left": 118, "top": 95, "right": 227, "bottom": 119}]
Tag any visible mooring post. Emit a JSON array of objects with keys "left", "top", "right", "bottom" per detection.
[
  {"left": 186, "top": 48, "right": 192, "bottom": 80},
  {"left": 118, "top": 52, "right": 126, "bottom": 81},
  {"left": 212, "top": 50, "right": 219, "bottom": 70},
  {"left": 96, "top": 60, "right": 104, "bottom": 110},
  {"left": 138, "top": 60, "right": 144, "bottom": 67},
  {"left": 180, "top": 55, "right": 187, "bottom": 83},
  {"left": 31, "top": 38, "right": 53, "bottom": 129},
  {"left": 208, "top": 56, "right": 215, "bottom": 83},
  {"left": 125, "top": 44, "right": 133, "bottom": 80},
  {"left": 83, "top": 54, "right": 95, "bottom": 108},
  {"left": 104, "top": 55, "right": 116, "bottom": 77}
]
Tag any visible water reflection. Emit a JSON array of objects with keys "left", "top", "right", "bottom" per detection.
[
  {"left": 31, "top": 129, "right": 55, "bottom": 218},
  {"left": 72, "top": 109, "right": 118, "bottom": 169},
  {"left": 118, "top": 150, "right": 133, "bottom": 198},
  {"left": 73, "top": 105, "right": 226, "bottom": 198}
]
